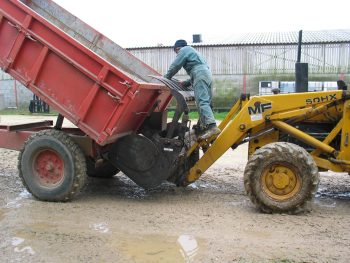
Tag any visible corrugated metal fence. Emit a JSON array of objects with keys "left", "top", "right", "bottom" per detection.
[
  {"left": 1, "top": 43, "right": 349, "bottom": 110},
  {"left": 128, "top": 43, "right": 350, "bottom": 76},
  {"left": 0, "top": 71, "right": 32, "bottom": 108}
]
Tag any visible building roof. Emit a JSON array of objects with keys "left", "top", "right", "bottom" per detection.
[
  {"left": 228, "top": 29, "right": 350, "bottom": 45},
  {"left": 127, "top": 29, "right": 350, "bottom": 49}
]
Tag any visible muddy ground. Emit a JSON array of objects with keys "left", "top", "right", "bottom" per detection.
[{"left": 0, "top": 115, "right": 349, "bottom": 263}]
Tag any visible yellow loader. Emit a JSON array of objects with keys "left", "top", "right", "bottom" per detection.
[{"left": 181, "top": 88, "right": 350, "bottom": 214}]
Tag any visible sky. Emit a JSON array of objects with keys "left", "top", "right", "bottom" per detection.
[{"left": 53, "top": 0, "right": 349, "bottom": 48}]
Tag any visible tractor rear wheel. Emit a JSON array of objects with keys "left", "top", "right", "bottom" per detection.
[
  {"left": 18, "top": 130, "right": 87, "bottom": 202},
  {"left": 244, "top": 142, "right": 319, "bottom": 214}
]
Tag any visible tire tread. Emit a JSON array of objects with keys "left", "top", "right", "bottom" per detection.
[{"left": 18, "top": 129, "right": 87, "bottom": 202}]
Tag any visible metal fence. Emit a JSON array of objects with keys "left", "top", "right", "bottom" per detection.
[
  {"left": 1, "top": 42, "right": 349, "bottom": 110},
  {"left": 0, "top": 75, "right": 33, "bottom": 108},
  {"left": 0, "top": 71, "right": 12, "bottom": 80},
  {"left": 128, "top": 43, "right": 350, "bottom": 76}
]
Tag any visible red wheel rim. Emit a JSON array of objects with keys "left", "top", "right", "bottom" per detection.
[{"left": 33, "top": 150, "right": 64, "bottom": 187}]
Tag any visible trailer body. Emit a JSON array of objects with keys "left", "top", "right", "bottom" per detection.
[
  {"left": 0, "top": 0, "right": 194, "bottom": 200},
  {"left": 0, "top": 0, "right": 170, "bottom": 146}
]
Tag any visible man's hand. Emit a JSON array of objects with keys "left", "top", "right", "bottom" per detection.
[{"left": 172, "top": 79, "right": 183, "bottom": 88}]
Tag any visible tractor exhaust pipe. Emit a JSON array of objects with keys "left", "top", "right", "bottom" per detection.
[
  {"left": 297, "top": 30, "right": 302, "bottom": 63},
  {"left": 295, "top": 30, "right": 308, "bottom": 93}
]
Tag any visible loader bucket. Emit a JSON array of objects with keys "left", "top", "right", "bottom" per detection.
[{"left": 108, "top": 134, "right": 184, "bottom": 188}]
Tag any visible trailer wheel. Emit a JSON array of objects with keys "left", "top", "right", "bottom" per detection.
[
  {"left": 18, "top": 130, "right": 87, "bottom": 202},
  {"left": 86, "top": 159, "right": 119, "bottom": 178},
  {"left": 244, "top": 142, "right": 319, "bottom": 214}
]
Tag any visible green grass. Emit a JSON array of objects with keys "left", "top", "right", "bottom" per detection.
[
  {"left": 0, "top": 108, "right": 229, "bottom": 121},
  {"left": 167, "top": 110, "right": 228, "bottom": 121},
  {"left": 0, "top": 107, "right": 58, "bottom": 116},
  {"left": 213, "top": 112, "right": 229, "bottom": 120}
]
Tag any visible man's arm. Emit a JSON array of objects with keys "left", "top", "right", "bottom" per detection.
[{"left": 164, "top": 49, "right": 188, "bottom": 79}]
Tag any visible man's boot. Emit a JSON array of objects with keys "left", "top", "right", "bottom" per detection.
[{"left": 198, "top": 124, "right": 221, "bottom": 141}]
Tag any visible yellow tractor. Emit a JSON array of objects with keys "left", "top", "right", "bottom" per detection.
[
  {"left": 174, "top": 32, "right": 350, "bottom": 214},
  {"left": 182, "top": 88, "right": 350, "bottom": 214}
]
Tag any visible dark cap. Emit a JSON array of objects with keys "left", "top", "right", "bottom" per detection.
[{"left": 174, "top": 39, "right": 187, "bottom": 51}]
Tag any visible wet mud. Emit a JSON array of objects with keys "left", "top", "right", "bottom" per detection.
[
  {"left": 0, "top": 209, "right": 5, "bottom": 221},
  {"left": 0, "top": 116, "right": 350, "bottom": 262}
]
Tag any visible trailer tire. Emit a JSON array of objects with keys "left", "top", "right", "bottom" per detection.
[
  {"left": 86, "top": 159, "right": 119, "bottom": 178},
  {"left": 244, "top": 142, "right": 319, "bottom": 214},
  {"left": 18, "top": 130, "right": 87, "bottom": 202}
]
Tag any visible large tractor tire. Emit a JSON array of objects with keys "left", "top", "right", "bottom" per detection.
[
  {"left": 18, "top": 130, "right": 87, "bottom": 202},
  {"left": 244, "top": 142, "right": 319, "bottom": 214}
]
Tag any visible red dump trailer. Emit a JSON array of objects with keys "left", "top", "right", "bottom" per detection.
[{"left": 0, "top": 0, "right": 196, "bottom": 201}]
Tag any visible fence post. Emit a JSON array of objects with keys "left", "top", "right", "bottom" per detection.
[{"left": 243, "top": 74, "right": 247, "bottom": 94}]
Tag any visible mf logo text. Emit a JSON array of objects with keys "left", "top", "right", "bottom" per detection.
[{"left": 248, "top": 102, "right": 272, "bottom": 115}]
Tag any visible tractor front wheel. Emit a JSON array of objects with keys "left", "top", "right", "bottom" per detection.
[{"left": 244, "top": 142, "right": 319, "bottom": 214}]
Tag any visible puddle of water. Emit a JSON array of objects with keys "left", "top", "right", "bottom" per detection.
[
  {"left": 316, "top": 190, "right": 350, "bottom": 200},
  {"left": 111, "top": 234, "right": 202, "bottom": 263},
  {"left": 11, "top": 223, "right": 58, "bottom": 256},
  {"left": 335, "top": 192, "right": 350, "bottom": 198},
  {"left": 229, "top": 199, "right": 250, "bottom": 207},
  {"left": 314, "top": 198, "right": 337, "bottom": 208},
  {"left": 243, "top": 230, "right": 271, "bottom": 239},
  {"left": 188, "top": 181, "right": 219, "bottom": 190},
  {"left": 15, "top": 223, "right": 56, "bottom": 242},
  {"left": 188, "top": 183, "right": 199, "bottom": 190},
  {"left": 177, "top": 235, "right": 199, "bottom": 261},
  {"left": 11, "top": 237, "right": 35, "bottom": 255},
  {"left": 5, "top": 190, "right": 31, "bottom": 209},
  {"left": 90, "top": 222, "right": 109, "bottom": 234}
]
